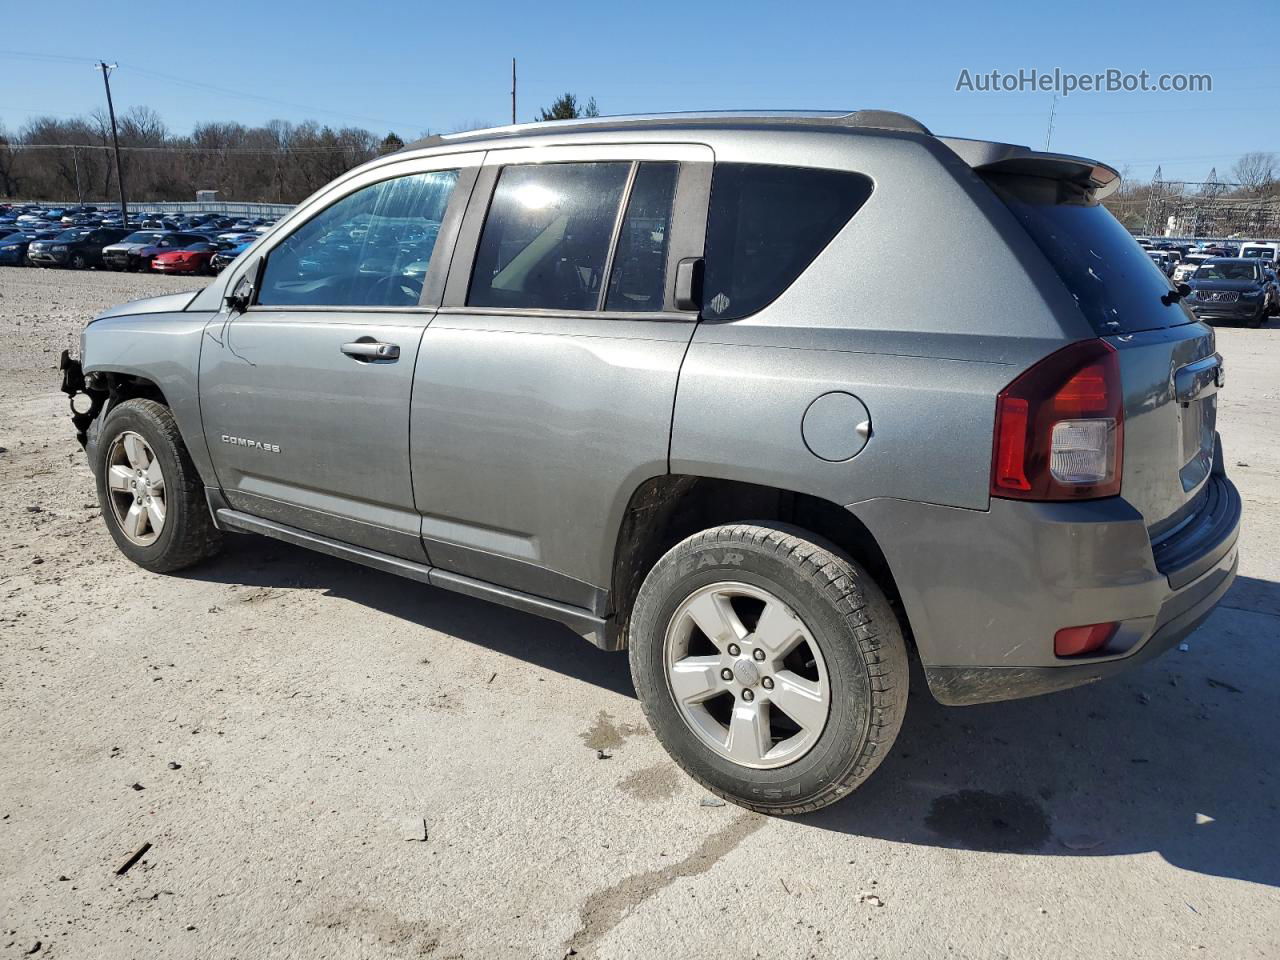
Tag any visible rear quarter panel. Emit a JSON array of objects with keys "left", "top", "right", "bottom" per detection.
[{"left": 671, "top": 130, "right": 1094, "bottom": 512}]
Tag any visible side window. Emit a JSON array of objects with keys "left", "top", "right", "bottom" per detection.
[
  {"left": 605, "top": 162, "right": 678, "bottom": 311},
  {"left": 467, "top": 162, "right": 629, "bottom": 311},
  {"left": 702, "top": 163, "right": 873, "bottom": 320},
  {"left": 258, "top": 169, "right": 459, "bottom": 308}
]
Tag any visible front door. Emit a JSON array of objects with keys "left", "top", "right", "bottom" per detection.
[{"left": 201, "top": 156, "right": 479, "bottom": 560}]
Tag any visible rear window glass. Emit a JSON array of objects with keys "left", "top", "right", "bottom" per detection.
[
  {"left": 990, "top": 175, "right": 1190, "bottom": 335},
  {"left": 702, "top": 163, "right": 873, "bottom": 320}
]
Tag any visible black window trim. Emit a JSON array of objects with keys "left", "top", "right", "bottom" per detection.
[{"left": 597, "top": 161, "right": 640, "bottom": 312}]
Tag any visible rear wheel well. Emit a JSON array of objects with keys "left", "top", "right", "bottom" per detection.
[{"left": 610, "top": 475, "right": 907, "bottom": 648}]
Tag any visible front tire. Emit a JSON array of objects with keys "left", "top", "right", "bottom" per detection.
[
  {"left": 94, "top": 398, "right": 222, "bottom": 573},
  {"left": 629, "top": 523, "right": 909, "bottom": 815},
  {"left": 70, "top": 252, "right": 88, "bottom": 270}
]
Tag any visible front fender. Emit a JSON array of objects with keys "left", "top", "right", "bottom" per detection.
[{"left": 78, "top": 311, "right": 220, "bottom": 485}]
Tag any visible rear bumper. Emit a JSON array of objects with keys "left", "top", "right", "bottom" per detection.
[
  {"left": 924, "top": 541, "right": 1237, "bottom": 705},
  {"left": 852, "top": 472, "right": 1243, "bottom": 706}
]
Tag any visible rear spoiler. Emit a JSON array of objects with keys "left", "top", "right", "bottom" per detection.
[{"left": 940, "top": 137, "right": 1121, "bottom": 201}]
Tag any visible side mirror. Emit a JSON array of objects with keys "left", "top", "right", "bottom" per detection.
[
  {"left": 225, "top": 258, "right": 260, "bottom": 312},
  {"left": 1177, "top": 282, "right": 1192, "bottom": 298}
]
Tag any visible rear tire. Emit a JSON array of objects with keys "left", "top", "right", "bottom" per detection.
[
  {"left": 94, "top": 398, "right": 222, "bottom": 573},
  {"left": 628, "top": 523, "right": 909, "bottom": 815}
]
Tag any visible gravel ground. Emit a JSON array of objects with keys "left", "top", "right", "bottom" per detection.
[{"left": 1, "top": 267, "right": 1278, "bottom": 960}]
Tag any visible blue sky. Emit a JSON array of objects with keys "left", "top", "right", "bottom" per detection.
[{"left": 2, "top": 0, "right": 1275, "bottom": 183}]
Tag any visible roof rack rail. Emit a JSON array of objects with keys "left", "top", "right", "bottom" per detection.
[{"left": 400, "top": 109, "right": 932, "bottom": 152}]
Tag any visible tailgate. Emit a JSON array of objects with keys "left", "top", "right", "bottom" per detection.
[
  {"left": 983, "top": 163, "right": 1221, "bottom": 534},
  {"left": 1108, "top": 324, "right": 1222, "bottom": 537}
]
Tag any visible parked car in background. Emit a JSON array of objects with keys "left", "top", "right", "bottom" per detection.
[
  {"left": 61, "top": 110, "right": 1241, "bottom": 814},
  {"left": 1147, "top": 250, "right": 1174, "bottom": 276},
  {"left": 128, "top": 232, "right": 212, "bottom": 272},
  {"left": 102, "top": 231, "right": 171, "bottom": 271},
  {"left": 26, "top": 226, "right": 131, "bottom": 269},
  {"left": 102, "top": 230, "right": 208, "bottom": 271},
  {"left": 150, "top": 241, "right": 223, "bottom": 275},
  {"left": 1173, "top": 253, "right": 1211, "bottom": 283},
  {"left": 210, "top": 238, "right": 254, "bottom": 273},
  {"left": 1186, "top": 258, "right": 1275, "bottom": 327},
  {"left": 1240, "top": 241, "right": 1279, "bottom": 265},
  {"left": 0, "top": 230, "right": 41, "bottom": 266}
]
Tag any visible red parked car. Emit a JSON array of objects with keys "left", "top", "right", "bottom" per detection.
[{"left": 150, "top": 241, "right": 220, "bottom": 275}]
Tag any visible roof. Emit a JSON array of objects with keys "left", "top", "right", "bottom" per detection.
[
  {"left": 398, "top": 108, "right": 1121, "bottom": 199},
  {"left": 402, "top": 109, "right": 932, "bottom": 152}
]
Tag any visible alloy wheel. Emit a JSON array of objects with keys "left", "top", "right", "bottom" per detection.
[
  {"left": 663, "top": 581, "right": 831, "bottom": 769},
  {"left": 105, "top": 431, "right": 167, "bottom": 546}
]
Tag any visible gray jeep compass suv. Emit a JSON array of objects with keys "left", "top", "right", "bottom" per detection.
[{"left": 60, "top": 110, "right": 1241, "bottom": 814}]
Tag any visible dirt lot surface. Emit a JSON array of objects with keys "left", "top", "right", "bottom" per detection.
[{"left": 1, "top": 267, "right": 1278, "bottom": 959}]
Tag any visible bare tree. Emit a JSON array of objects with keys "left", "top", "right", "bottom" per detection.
[{"left": 1232, "top": 152, "right": 1277, "bottom": 192}]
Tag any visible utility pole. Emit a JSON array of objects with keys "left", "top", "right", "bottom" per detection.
[
  {"left": 511, "top": 58, "right": 517, "bottom": 124},
  {"left": 96, "top": 61, "right": 128, "bottom": 227},
  {"left": 71, "top": 145, "right": 83, "bottom": 205}
]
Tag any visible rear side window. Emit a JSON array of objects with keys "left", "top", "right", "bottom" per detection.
[
  {"left": 468, "top": 162, "right": 630, "bottom": 311},
  {"left": 701, "top": 163, "right": 873, "bottom": 320},
  {"left": 990, "top": 175, "right": 1189, "bottom": 335}
]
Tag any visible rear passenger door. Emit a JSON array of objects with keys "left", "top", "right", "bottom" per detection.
[
  {"left": 412, "top": 144, "right": 712, "bottom": 610},
  {"left": 201, "top": 154, "right": 480, "bottom": 560}
]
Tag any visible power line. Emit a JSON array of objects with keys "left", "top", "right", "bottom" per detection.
[
  {"left": 8, "top": 142, "right": 385, "bottom": 155},
  {"left": 0, "top": 49, "right": 425, "bottom": 131}
]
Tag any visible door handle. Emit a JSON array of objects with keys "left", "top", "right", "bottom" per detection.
[{"left": 341, "top": 341, "right": 400, "bottom": 362}]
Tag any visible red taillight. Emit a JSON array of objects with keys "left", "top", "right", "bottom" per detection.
[
  {"left": 991, "top": 339, "right": 1124, "bottom": 501},
  {"left": 1054, "top": 621, "right": 1118, "bottom": 657}
]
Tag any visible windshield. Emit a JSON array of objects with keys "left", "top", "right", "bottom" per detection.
[
  {"left": 55, "top": 229, "right": 89, "bottom": 241},
  {"left": 121, "top": 231, "right": 163, "bottom": 244},
  {"left": 1241, "top": 248, "right": 1275, "bottom": 260},
  {"left": 1194, "top": 262, "right": 1258, "bottom": 282}
]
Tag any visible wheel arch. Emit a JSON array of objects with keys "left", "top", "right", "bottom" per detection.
[
  {"left": 80, "top": 370, "right": 172, "bottom": 469},
  {"left": 608, "top": 474, "right": 910, "bottom": 652}
]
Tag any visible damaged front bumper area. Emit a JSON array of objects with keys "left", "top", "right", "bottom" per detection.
[{"left": 58, "top": 349, "right": 106, "bottom": 450}]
